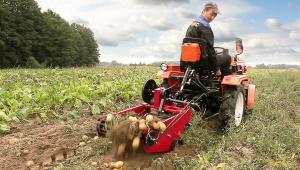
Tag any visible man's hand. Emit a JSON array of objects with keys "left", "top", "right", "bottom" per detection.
[
  {"left": 191, "top": 21, "right": 200, "bottom": 28},
  {"left": 215, "top": 69, "right": 221, "bottom": 77}
]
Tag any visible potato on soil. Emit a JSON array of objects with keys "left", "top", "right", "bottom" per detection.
[
  {"left": 128, "top": 116, "right": 138, "bottom": 122},
  {"left": 158, "top": 121, "right": 166, "bottom": 132},
  {"left": 139, "top": 119, "right": 146, "bottom": 123},
  {"left": 81, "top": 135, "right": 89, "bottom": 141},
  {"left": 138, "top": 121, "right": 147, "bottom": 131},
  {"left": 109, "top": 161, "right": 124, "bottom": 169},
  {"left": 79, "top": 142, "right": 86, "bottom": 147},
  {"left": 104, "top": 163, "right": 109, "bottom": 168},
  {"left": 22, "top": 149, "right": 29, "bottom": 155},
  {"left": 146, "top": 115, "right": 154, "bottom": 122},
  {"left": 151, "top": 122, "right": 160, "bottom": 130},
  {"left": 8, "top": 138, "right": 19, "bottom": 145},
  {"left": 109, "top": 162, "right": 115, "bottom": 169},
  {"left": 114, "top": 161, "right": 124, "bottom": 169},
  {"left": 117, "top": 143, "right": 126, "bottom": 156},
  {"left": 25, "top": 160, "right": 34, "bottom": 167},
  {"left": 106, "top": 114, "right": 114, "bottom": 122},
  {"left": 132, "top": 136, "right": 140, "bottom": 150}
]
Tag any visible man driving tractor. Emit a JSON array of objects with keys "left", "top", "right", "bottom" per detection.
[
  {"left": 185, "top": 2, "right": 231, "bottom": 76},
  {"left": 97, "top": 2, "right": 255, "bottom": 155}
]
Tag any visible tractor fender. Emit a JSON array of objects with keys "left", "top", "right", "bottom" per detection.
[
  {"left": 247, "top": 84, "right": 255, "bottom": 109},
  {"left": 221, "top": 75, "right": 250, "bottom": 95},
  {"left": 221, "top": 75, "right": 250, "bottom": 86}
]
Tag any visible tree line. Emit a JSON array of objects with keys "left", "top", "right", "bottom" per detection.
[
  {"left": 255, "top": 64, "right": 300, "bottom": 69},
  {"left": 0, "top": 0, "right": 100, "bottom": 68}
]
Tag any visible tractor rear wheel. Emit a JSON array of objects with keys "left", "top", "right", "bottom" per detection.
[{"left": 219, "top": 86, "right": 245, "bottom": 128}]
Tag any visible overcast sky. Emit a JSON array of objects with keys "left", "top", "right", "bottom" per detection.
[{"left": 35, "top": 0, "right": 300, "bottom": 65}]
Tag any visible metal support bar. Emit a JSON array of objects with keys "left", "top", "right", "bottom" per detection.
[
  {"left": 180, "top": 67, "right": 191, "bottom": 91},
  {"left": 158, "top": 98, "right": 165, "bottom": 112}
]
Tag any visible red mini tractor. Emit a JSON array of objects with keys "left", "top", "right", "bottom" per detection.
[{"left": 97, "top": 37, "right": 255, "bottom": 153}]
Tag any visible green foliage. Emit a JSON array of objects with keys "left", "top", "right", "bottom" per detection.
[
  {"left": 0, "top": 66, "right": 157, "bottom": 134},
  {"left": 0, "top": 111, "right": 10, "bottom": 121},
  {"left": 91, "top": 104, "right": 100, "bottom": 115},
  {"left": 0, "top": 0, "right": 99, "bottom": 68},
  {"left": 0, "top": 122, "right": 10, "bottom": 133},
  {"left": 1, "top": 67, "right": 299, "bottom": 169}
]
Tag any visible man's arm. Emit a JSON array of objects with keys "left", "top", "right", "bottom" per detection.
[{"left": 185, "top": 21, "right": 202, "bottom": 37}]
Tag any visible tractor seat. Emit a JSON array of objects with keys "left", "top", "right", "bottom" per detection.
[{"left": 180, "top": 37, "right": 207, "bottom": 72}]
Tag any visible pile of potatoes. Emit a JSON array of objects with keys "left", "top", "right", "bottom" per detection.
[
  {"left": 106, "top": 113, "right": 167, "bottom": 157},
  {"left": 104, "top": 161, "right": 124, "bottom": 170}
]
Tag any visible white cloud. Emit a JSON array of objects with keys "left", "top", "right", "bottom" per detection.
[
  {"left": 212, "top": 0, "right": 261, "bottom": 17},
  {"left": 265, "top": 18, "right": 281, "bottom": 29},
  {"left": 289, "top": 31, "right": 300, "bottom": 41},
  {"left": 128, "top": 28, "right": 186, "bottom": 62},
  {"left": 35, "top": 0, "right": 299, "bottom": 65},
  {"left": 286, "top": 19, "right": 300, "bottom": 41},
  {"left": 212, "top": 18, "right": 242, "bottom": 42},
  {"left": 241, "top": 32, "right": 300, "bottom": 65},
  {"left": 134, "top": 0, "right": 190, "bottom": 5},
  {"left": 265, "top": 18, "right": 300, "bottom": 42}
]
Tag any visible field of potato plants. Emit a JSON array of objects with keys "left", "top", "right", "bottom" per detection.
[
  {"left": 0, "top": 66, "right": 299, "bottom": 170},
  {"left": 0, "top": 67, "right": 157, "bottom": 133}
]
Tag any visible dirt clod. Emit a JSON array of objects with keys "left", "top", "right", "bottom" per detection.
[
  {"left": 23, "top": 149, "right": 29, "bottom": 155},
  {"left": 79, "top": 142, "right": 86, "bottom": 147},
  {"left": 25, "top": 160, "right": 34, "bottom": 167},
  {"left": 82, "top": 135, "right": 89, "bottom": 141},
  {"left": 8, "top": 137, "right": 19, "bottom": 145}
]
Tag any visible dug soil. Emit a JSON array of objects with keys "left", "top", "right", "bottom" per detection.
[{"left": 0, "top": 115, "right": 198, "bottom": 170}]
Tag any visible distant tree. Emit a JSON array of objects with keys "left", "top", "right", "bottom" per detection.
[
  {"left": 111, "top": 60, "right": 121, "bottom": 65},
  {"left": 0, "top": 0, "right": 42, "bottom": 67},
  {"left": 41, "top": 10, "right": 76, "bottom": 67},
  {"left": 255, "top": 63, "right": 268, "bottom": 69},
  {"left": 71, "top": 23, "right": 99, "bottom": 66},
  {"left": 0, "top": 0, "right": 100, "bottom": 68}
]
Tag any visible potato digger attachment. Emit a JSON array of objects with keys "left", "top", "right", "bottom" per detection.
[{"left": 96, "top": 37, "right": 255, "bottom": 154}]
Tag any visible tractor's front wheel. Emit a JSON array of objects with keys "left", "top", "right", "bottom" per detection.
[{"left": 219, "top": 86, "right": 245, "bottom": 128}]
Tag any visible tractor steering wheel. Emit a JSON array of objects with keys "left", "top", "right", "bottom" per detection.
[{"left": 214, "top": 47, "right": 227, "bottom": 55}]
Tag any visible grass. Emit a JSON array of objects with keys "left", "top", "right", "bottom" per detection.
[
  {"left": 1, "top": 67, "right": 299, "bottom": 169},
  {"left": 178, "top": 69, "right": 300, "bottom": 169}
]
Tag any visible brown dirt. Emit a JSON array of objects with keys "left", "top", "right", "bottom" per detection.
[
  {"left": 0, "top": 115, "right": 98, "bottom": 170},
  {"left": 296, "top": 105, "right": 300, "bottom": 114},
  {"left": 0, "top": 115, "right": 198, "bottom": 170}
]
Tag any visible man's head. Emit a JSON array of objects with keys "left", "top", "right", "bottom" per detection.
[{"left": 202, "top": 2, "right": 220, "bottom": 23}]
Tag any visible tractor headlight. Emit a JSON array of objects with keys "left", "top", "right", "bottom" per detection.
[{"left": 160, "top": 63, "right": 168, "bottom": 71}]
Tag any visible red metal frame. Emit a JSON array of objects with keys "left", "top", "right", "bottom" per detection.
[
  {"left": 99, "top": 64, "right": 255, "bottom": 153},
  {"left": 114, "top": 101, "right": 192, "bottom": 153},
  {"left": 247, "top": 84, "right": 255, "bottom": 109},
  {"left": 221, "top": 74, "right": 249, "bottom": 86},
  {"left": 159, "top": 66, "right": 185, "bottom": 79}
]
